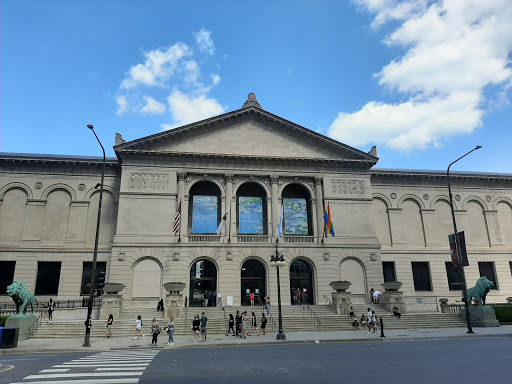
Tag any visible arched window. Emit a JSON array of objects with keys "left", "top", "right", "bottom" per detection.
[
  {"left": 188, "top": 181, "right": 221, "bottom": 234},
  {"left": 281, "top": 184, "right": 312, "bottom": 236},
  {"left": 237, "top": 182, "right": 267, "bottom": 235}
]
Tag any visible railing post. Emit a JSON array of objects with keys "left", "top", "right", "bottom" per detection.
[{"left": 380, "top": 316, "right": 385, "bottom": 337}]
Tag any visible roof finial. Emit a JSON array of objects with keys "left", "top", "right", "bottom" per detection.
[{"left": 242, "top": 93, "right": 261, "bottom": 109}]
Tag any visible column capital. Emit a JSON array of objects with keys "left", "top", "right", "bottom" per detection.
[
  {"left": 270, "top": 175, "right": 279, "bottom": 184},
  {"left": 314, "top": 176, "right": 323, "bottom": 186},
  {"left": 224, "top": 174, "right": 234, "bottom": 184},
  {"left": 177, "top": 172, "right": 187, "bottom": 181}
]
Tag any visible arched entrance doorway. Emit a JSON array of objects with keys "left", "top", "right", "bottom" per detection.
[
  {"left": 340, "top": 258, "right": 366, "bottom": 304},
  {"left": 289, "top": 259, "right": 314, "bottom": 305},
  {"left": 189, "top": 260, "right": 217, "bottom": 307},
  {"left": 132, "top": 259, "right": 162, "bottom": 299},
  {"left": 241, "top": 259, "right": 266, "bottom": 306}
]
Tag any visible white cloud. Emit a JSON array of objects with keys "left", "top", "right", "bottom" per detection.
[
  {"left": 121, "top": 42, "right": 192, "bottom": 89},
  {"left": 116, "top": 96, "right": 129, "bottom": 115},
  {"left": 162, "top": 91, "right": 226, "bottom": 129},
  {"left": 194, "top": 28, "right": 215, "bottom": 55},
  {"left": 331, "top": 0, "right": 512, "bottom": 151},
  {"left": 211, "top": 74, "right": 221, "bottom": 85},
  {"left": 140, "top": 96, "right": 166, "bottom": 115}
]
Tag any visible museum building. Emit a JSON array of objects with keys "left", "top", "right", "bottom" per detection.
[{"left": 1, "top": 94, "right": 511, "bottom": 310}]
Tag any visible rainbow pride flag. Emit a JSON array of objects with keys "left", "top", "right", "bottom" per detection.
[{"left": 324, "top": 203, "right": 335, "bottom": 237}]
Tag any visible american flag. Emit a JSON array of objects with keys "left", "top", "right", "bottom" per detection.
[{"left": 172, "top": 202, "right": 181, "bottom": 236}]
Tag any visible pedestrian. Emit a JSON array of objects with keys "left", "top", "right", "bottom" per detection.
[
  {"left": 203, "top": 291, "right": 209, "bottom": 307},
  {"left": 47, "top": 298, "right": 55, "bottom": 324},
  {"left": 250, "top": 311, "right": 259, "bottom": 336},
  {"left": 226, "top": 314, "right": 235, "bottom": 336},
  {"left": 349, "top": 307, "right": 359, "bottom": 329},
  {"left": 360, "top": 314, "right": 367, "bottom": 328},
  {"left": 261, "top": 313, "right": 267, "bottom": 335},
  {"left": 192, "top": 314, "right": 200, "bottom": 342},
  {"left": 235, "top": 310, "right": 241, "bottom": 337},
  {"left": 241, "top": 311, "right": 248, "bottom": 339},
  {"left": 250, "top": 291, "right": 255, "bottom": 306},
  {"left": 151, "top": 318, "right": 161, "bottom": 346},
  {"left": 133, "top": 315, "right": 145, "bottom": 339},
  {"left": 367, "top": 308, "right": 374, "bottom": 333},
  {"left": 369, "top": 310, "right": 378, "bottom": 333},
  {"left": 200, "top": 312, "right": 208, "bottom": 342},
  {"left": 157, "top": 299, "right": 164, "bottom": 312},
  {"left": 265, "top": 296, "right": 271, "bottom": 316},
  {"left": 166, "top": 316, "right": 175, "bottom": 345},
  {"left": 373, "top": 289, "right": 381, "bottom": 304},
  {"left": 105, "top": 314, "right": 113, "bottom": 338},
  {"left": 370, "top": 288, "right": 375, "bottom": 303},
  {"left": 393, "top": 305, "right": 401, "bottom": 319}
]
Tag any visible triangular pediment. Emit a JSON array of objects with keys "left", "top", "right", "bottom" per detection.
[{"left": 115, "top": 103, "right": 377, "bottom": 166}]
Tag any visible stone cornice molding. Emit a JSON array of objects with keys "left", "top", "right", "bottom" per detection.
[{"left": 0, "top": 157, "right": 119, "bottom": 176}]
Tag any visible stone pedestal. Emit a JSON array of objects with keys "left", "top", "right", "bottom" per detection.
[
  {"left": 5, "top": 315, "right": 38, "bottom": 341},
  {"left": 462, "top": 306, "right": 500, "bottom": 327},
  {"left": 331, "top": 292, "right": 352, "bottom": 315},
  {"left": 165, "top": 293, "right": 184, "bottom": 319},
  {"left": 99, "top": 294, "right": 123, "bottom": 320},
  {"left": 380, "top": 291, "right": 406, "bottom": 314}
]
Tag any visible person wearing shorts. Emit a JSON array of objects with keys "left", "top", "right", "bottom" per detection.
[{"left": 200, "top": 312, "right": 208, "bottom": 342}]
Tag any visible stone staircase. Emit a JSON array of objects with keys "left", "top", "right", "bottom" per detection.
[{"left": 31, "top": 304, "right": 466, "bottom": 339}]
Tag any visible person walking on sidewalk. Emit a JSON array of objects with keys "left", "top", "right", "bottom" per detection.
[
  {"left": 250, "top": 292, "right": 255, "bottom": 306},
  {"left": 226, "top": 314, "right": 235, "bottom": 336},
  {"left": 241, "top": 311, "right": 248, "bottom": 339},
  {"left": 133, "top": 315, "right": 145, "bottom": 339},
  {"left": 367, "top": 308, "right": 374, "bottom": 333},
  {"left": 47, "top": 298, "right": 55, "bottom": 324},
  {"left": 261, "top": 313, "right": 267, "bottom": 335},
  {"left": 151, "top": 318, "right": 161, "bottom": 347},
  {"left": 265, "top": 296, "right": 271, "bottom": 316},
  {"left": 192, "top": 314, "right": 200, "bottom": 342},
  {"left": 249, "top": 311, "right": 259, "bottom": 336},
  {"left": 105, "top": 314, "right": 113, "bottom": 339},
  {"left": 166, "top": 316, "right": 175, "bottom": 345},
  {"left": 235, "top": 310, "right": 241, "bottom": 337},
  {"left": 200, "top": 312, "right": 208, "bottom": 342}
]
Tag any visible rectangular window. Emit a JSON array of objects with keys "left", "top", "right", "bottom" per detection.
[
  {"left": 445, "top": 262, "right": 462, "bottom": 291},
  {"left": 509, "top": 262, "right": 512, "bottom": 277},
  {"left": 382, "top": 262, "right": 396, "bottom": 283},
  {"left": 283, "top": 198, "right": 308, "bottom": 235},
  {"left": 239, "top": 197, "right": 264, "bottom": 234},
  {"left": 411, "top": 262, "right": 432, "bottom": 291},
  {"left": 192, "top": 195, "right": 218, "bottom": 233},
  {"left": 0, "top": 261, "right": 16, "bottom": 295},
  {"left": 478, "top": 262, "right": 498, "bottom": 290},
  {"left": 35, "top": 262, "right": 62, "bottom": 295},
  {"left": 81, "top": 262, "right": 107, "bottom": 296}
]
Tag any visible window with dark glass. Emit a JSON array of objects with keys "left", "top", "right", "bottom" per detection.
[
  {"left": 411, "top": 262, "right": 432, "bottom": 291},
  {"left": 282, "top": 184, "right": 312, "bottom": 236},
  {"left": 0, "top": 261, "right": 16, "bottom": 295},
  {"left": 237, "top": 182, "right": 267, "bottom": 235},
  {"left": 445, "top": 262, "right": 462, "bottom": 291},
  {"left": 35, "top": 262, "right": 62, "bottom": 295},
  {"left": 478, "top": 262, "right": 497, "bottom": 290},
  {"left": 188, "top": 181, "right": 221, "bottom": 234},
  {"left": 81, "top": 262, "right": 107, "bottom": 295},
  {"left": 382, "top": 262, "right": 396, "bottom": 283}
]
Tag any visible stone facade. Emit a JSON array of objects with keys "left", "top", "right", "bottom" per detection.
[{"left": 1, "top": 95, "right": 511, "bottom": 310}]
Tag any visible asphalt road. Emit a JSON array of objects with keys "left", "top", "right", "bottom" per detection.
[{"left": 1, "top": 338, "right": 510, "bottom": 383}]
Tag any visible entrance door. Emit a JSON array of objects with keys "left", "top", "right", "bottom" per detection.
[
  {"left": 289, "top": 259, "right": 314, "bottom": 305},
  {"left": 241, "top": 259, "right": 266, "bottom": 306},
  {"left": 189, "top": 260, "right": 217, "bottom": 307}
]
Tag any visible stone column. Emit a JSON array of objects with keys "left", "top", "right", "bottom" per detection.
[
  {"left": 270, "top": 175, "right": 279, "bottom": 238},
  {"left": 314, "top": 177, "right": 324, "bottom": 242},
  {"left": 224, "top": 174, "right": 234, "bottom": 241},
  {"left": 22, "top": 199, "right": 45, "bottom": 241},
  {"left": 331, "top": 292, "right": 352, "bottom": 315},
  {"left": 177, "top": 173, "right": 187, "bottom": 241}
]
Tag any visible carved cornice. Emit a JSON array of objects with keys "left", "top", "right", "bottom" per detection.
[{"left": 0, "top": 157, "right": 120, "bottom": 176}]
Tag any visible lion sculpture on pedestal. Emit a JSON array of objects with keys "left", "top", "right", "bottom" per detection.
[
  {"left": 6, "top": 280, "right": 36, "bottom": 315},
  {"left": 466, "top": 277, "right": 494, "bottom": 306}
]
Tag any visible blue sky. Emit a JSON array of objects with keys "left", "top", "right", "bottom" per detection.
[{"left": 1, "top": 0, "right": 511, "bottom": 173}]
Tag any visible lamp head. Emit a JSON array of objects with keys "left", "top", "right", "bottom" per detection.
[
  {"left": 475, "top": 146, "right": 482, "bottom": 149},
  {"left": 87, "top": 124, "right": 94, "bottom": 130}
]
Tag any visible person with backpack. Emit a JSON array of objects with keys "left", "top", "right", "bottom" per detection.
[
  {"left": 151, "top": 318, "right": 161, "bottom": 347},
  {"left": 47, "top": 298, "right": 55, "bottom": 324},
  {"left": 261, "top": 313, "right": 267, "bottom": 335},
  {"left": 226, "top": 314, "right": 235, "bottom": 336}
]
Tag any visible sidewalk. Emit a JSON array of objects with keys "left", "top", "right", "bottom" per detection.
[{"left": 2, "top": 326, "right": 511, "bottom": 355}]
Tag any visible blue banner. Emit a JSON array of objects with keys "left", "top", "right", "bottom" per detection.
[
  {"left": 239, "top": 197, "right": 264, "bottom": 234},
  {"left": 192, "top": 196, "right": 218, "bottom": 233},
  {"left": 284, "top": 198, "right": 308, "bottom": 235}
]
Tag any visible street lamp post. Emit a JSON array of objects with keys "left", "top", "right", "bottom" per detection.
[
  {"left": 270, "top": 241, "right": 286, "bottom": 340},
  {"left": 83, "top": 124, "right": 106, "bottom": 347},
  {"left": 447, "top": 145, "right": 481, "bottom": 334}
]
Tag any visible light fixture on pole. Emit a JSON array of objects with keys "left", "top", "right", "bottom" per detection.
[
  {"left": 83, "top": 124, "right": 106, "bottom": 347},
  {"left": 270, "top": 241, "right": 286, "bottom": 340},
  {"left": 447, "top": 145, "right": 481, "bottom": 334}
]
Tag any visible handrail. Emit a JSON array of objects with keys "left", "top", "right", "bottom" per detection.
[
  {"left": 27, "top": 313, "right": 41, "bottom": 338},
  {"left": 323, "top": 295, "right": 336, "bottom": 314},
  {"left": 298, "top": 303, "right": 321, "bottom": 331}
]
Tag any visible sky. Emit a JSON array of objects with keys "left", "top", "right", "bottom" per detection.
[{"left": 1, "top": 0, "right": 512, "bottom": 173}]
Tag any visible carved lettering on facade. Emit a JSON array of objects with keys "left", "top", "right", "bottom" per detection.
[
  {"left": 331, "top": 180, "right": 364, "bottom": 195},
  {"left": 130, "top": 173, "right": 169, "bottom": 190}
]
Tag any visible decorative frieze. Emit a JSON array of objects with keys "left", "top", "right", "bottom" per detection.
[
  {"left": 331, "top": 180, "right": 364, "bottom": 195},
  {"left": 129, "top": 173, "right": 169, "bottom": 190}
]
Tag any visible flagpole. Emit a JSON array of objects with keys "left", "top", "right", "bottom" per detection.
[
  {"left": 228, "top": 199, "right": 231, "bottom": 243},
  {"left": 177, "top": 200, "right": 181, "bottom": 243},
  {"left": 321, "top": 200, "right": 327, "bottom": 243}
]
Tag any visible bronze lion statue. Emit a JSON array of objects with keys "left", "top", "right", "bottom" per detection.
[
  {"left": 6, "top": 280, "right": 36, "bottom": 315},
  {"left": 466, "top": 277, "right": 494, "bottom": 306}
]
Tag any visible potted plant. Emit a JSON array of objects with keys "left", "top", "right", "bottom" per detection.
[
  {"left": 103, "top": 282, "right": 125, "bottom": 295},
  {"left": 163, "top": 282, "right": 186, "bottom": 294},
  {"left": 329, "top": 281, "right": 352, "bottom": 292},
  {"left": 381, "top": 281, "right": 403, "bottom": 291}
]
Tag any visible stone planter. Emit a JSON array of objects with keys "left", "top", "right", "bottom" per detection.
[
  {"left": 381, "top": 282, "right": 403, "bottom": 292},
  {"left": 103, "top": 283, "right": 125, "bottom": 295},
  {"left": 329, "top": 281, "right": 351, "bottom": 292},
  {"left": 439, "top": 298, "right": 449, "bottom": 304},
  {"left": 506, "top": 297, "right": 512, "bottom": 304},
  {"left": 163, "top": 282, "right": 186, "bottom": 294}
]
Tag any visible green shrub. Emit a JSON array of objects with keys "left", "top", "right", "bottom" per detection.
[
  {"left": 490, "top": 305, "right": 512, "bottom": 322},
  {"left": 0, "top": 315, "right": 10, "bottom": 327}
]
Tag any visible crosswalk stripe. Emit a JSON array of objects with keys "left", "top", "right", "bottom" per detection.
[
  {"left": 54, "top": 364, "right": 149, "bottom": 368},
  {"left": 39, "top": 369, "right": 70, "bottom": 373},
  {"left": 71, "top": 359, "right": 153, "bottom": 363},
  {"left": 95, "top": 367, "right": 145, "bottom": 371},
  {"left": 11, "top": 379, "right": 140, "bottom": 384},
  {"left": 24, "top": 372, "right": 143, "bottom": 379}
]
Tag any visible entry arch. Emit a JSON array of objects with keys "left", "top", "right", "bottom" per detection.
[
  {"left": 289, "top": 258, "right": 314, "bottom": 305},
  {"left": 189, "top": 258, "right": 218, "bottom": 307},
  {"left": 240, "top": 258, "right": 267, "bottom": 306},
  {"left": 339, "top": 257, "right": 366, "bottom": 303},
  {"left": 132, "top": 258, "right": 163, "bottom": 300}
]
